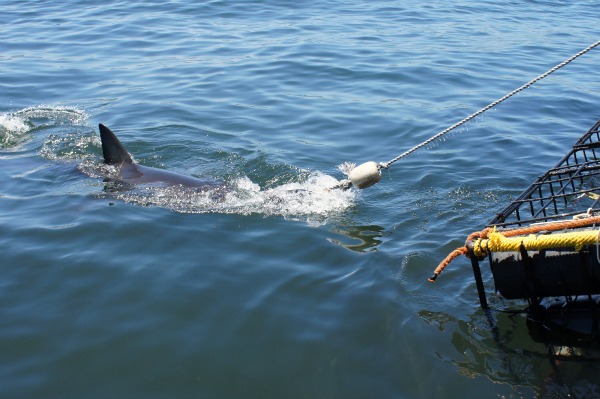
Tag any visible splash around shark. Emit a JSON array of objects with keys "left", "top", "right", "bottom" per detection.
[
  {"left": 99, "top": 123, "right": 223, "bottom": 190},
  {"left": 95, "top": 123, "right": 355, "bottom": 216},
  {"left": 1, "top": 106, "right": 355, "bottom": 217}
]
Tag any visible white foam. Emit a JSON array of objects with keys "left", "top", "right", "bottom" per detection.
[
  {"left": 0, "top": 113, "right": 29, "bottom": 134},
  {"left": 39, "top": 131, "right": 99, "bottom": 162},
  {"left": 0, "top": 112, "right": 30, "bottom": 146},
  {"left": 1, "top": 105, "right": 89, "bottom": 147},
  {"left": 15, "top": 105, "right": 89, "bottom": 125},
  {"left": 105, "top": 171, "right": 356, "bottom": 219}
]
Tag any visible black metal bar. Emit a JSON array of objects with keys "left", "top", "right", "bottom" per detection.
[
  {"left": 470, "top": 256, "right": 488, "bottom": 309},
  {"left": 519, "top": 244, "right": 542, "bottom": 317}
]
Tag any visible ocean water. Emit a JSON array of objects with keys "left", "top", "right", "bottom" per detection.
[{"left": 1, "top": 1, "right": 600, "bottom": 398}]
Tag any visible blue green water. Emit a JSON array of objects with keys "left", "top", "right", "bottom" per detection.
[{"left": 2, "top": 1, "right": 600, "bottom": 397}]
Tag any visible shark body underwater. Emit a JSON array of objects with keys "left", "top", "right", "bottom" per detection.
[{"left": 99, "top": 123, "right": 223, "bottom": 190}]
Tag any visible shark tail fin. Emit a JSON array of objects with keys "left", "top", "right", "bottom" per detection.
[{"left": 99, "top": 124, "right": 133, "bottom": 164}]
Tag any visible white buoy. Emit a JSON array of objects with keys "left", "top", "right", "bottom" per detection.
[{"left": 348, "top": 161, "right": 381, "bottom": 189}]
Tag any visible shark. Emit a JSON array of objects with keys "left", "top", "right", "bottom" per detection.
[{"left": 99, "top": 123, "right": 223, "bottom": 190}]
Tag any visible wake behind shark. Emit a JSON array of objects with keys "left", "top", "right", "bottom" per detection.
[{"left": 99, "top": 124, "right": 223, "bottom": 190}]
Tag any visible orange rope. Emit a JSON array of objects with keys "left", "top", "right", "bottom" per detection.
[{"left": 428, "top": 215, "right": 600, "bottom": 282}]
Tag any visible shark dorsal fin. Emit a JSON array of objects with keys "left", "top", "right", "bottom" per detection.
[{"left": 99, "top": 124, "right": 133, "bottom": 164}]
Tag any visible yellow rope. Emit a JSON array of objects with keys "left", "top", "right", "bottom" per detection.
[
  {"left": 471, "top": 228, "right": 600, "bottom": 257},
  {"left": 428, "top": 215, "right": 600, "bottom": 282}
]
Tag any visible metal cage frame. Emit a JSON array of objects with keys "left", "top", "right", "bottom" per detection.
[{"left": 489, "top": 119, "right": 600, "bottom": 228}]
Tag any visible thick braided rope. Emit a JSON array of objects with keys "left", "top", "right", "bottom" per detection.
[
  {"left": 428, "top": 215, "right": 600, "bottom": 282},
  {"left": 473, "top": 229, "right": 600, "bottom": 257}
]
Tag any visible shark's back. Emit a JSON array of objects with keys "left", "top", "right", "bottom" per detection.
[{"left": 98, "top": 124, "right": 224, "bottom": 190}]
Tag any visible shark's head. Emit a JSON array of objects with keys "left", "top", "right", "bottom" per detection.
[{"left": 99, "top": 124, "right": 133, "bottom": 165}]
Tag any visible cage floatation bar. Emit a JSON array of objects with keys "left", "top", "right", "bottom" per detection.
[{"left": 429, "top": 217, "right": 600, "bottom": 283}]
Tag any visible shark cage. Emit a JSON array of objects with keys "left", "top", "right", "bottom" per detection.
[{"left": 442, "top": 118, "right": 600, "bottom": 357}]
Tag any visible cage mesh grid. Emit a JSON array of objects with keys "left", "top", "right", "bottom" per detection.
[{"left": 488, "top": 118, "right": 600, "bottom": 228}]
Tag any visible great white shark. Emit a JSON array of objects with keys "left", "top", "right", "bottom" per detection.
[{"left": 99, "top": 123, "right": 223, "bottom": 190}]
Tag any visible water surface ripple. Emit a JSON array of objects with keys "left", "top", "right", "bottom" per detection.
[{"left": 1, "top": 1, "right": 600, "bottom": 398}]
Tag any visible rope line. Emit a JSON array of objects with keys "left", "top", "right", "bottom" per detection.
[{"left": 380, "top": 40, "right": 600, "bottom": 170}]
